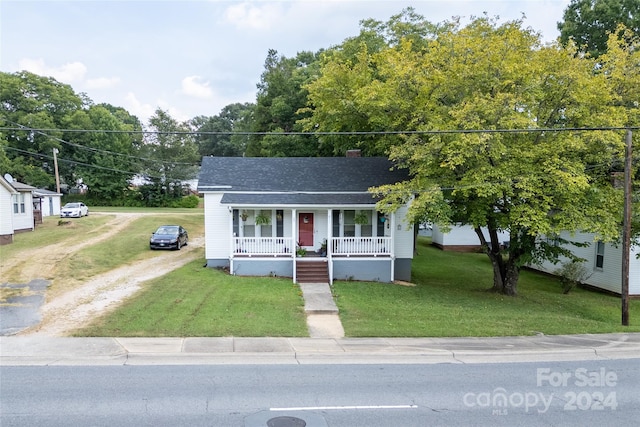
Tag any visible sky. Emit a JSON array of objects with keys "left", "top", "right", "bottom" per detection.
[{"left": 1, "top": 0, "right": 571, "bottom": 125}]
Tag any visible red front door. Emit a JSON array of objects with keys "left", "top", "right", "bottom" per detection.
[{"left": 298, "top": 213, "right": 314, "bottom": 246}]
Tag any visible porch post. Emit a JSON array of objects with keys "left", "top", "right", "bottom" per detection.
[
  {"left": 292, "top": 208, "right": 297, "bottom": 283},
  {"left": 229, "top": 206, "right": 234, "bottom": 274},
  {"left": 327, "top": 209, "right": 333, "bottom": 285},
  {"left": 390, "top": 211, "right": 396, "bottom": 281}
]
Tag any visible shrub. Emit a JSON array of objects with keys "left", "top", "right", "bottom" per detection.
[{"left": 554, "top": 261, "right": 592, "bottom": 294}]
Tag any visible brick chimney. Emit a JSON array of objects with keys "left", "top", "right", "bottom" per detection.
[{"left": 346, "top": 149, "right": 361, "bottom": 157}]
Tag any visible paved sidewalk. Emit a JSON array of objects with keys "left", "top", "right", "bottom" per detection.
[
  {"left": 1, "top": 333, "right": 638, "bottom": 366},
  {"left": 298, "top": 283, "right": 344, "bottom": 338}
]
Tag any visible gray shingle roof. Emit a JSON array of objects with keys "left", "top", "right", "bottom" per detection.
[
  {"left": 220, "top": 192, "right": 380, "bottom": 206},
  {"left": 197, "top": 157, "right": 408, "bottom": 193}
]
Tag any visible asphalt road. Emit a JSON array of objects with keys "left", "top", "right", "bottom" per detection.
[{"left": 2, "top": 359, "right": 638, "bottom": 426}]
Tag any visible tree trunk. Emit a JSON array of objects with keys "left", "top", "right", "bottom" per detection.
[
  {"left": 475, "top": 225, "right": 522, "bottom": 296},
  {"left": 502, "top": 259, "right": 520, "bottom": 296}
]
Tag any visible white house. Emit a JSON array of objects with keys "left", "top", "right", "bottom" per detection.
[
  {"left": 431, "top": 224, "right": 639, "bottom": 296},
  {"left": 0, "top": 175, "right": 18, "bottom": 245},
  {"left": 33, "top": 188, "right": 62, "bottom": 217},
  {"left": 529, "top": 231, "right": 640, "bottom": 296},
  {"left": 431, "top": 224, "right": 509, "bottom": 252},
  {"left": 8, "top": 180, "right": 35, "bottom": 233},
  {"left": 197, "top": 156, "right": 414, "bottom": 284}
]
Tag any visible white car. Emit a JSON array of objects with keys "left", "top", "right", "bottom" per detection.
[{"left": 60, "top": 202, "right": 89, "bottom": 218}]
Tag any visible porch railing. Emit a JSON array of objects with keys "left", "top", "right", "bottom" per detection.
[
  {"left": 330, "top": 237, "right": 392, "bottom": 256},
  {"left": 233, "top": 237, "right": 294, "bottom": 256}
]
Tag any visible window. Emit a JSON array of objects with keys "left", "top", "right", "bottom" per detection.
[
  {"left": 13, "top": 194, "right": 25, "bottom": 214},
  {"left": 343, "top": 210, "right": 355, "bottom": 237},
  {"left": 360, "top": 211, "right": 372, "bottom": 237},
  {"left": 232, "top": 209, "right": 239, "bottom": 236},
  {"left": 377, "top": 212, "right": 386, "bottom": 236},
  {"left": 243, "top": 225, "right": 255, "bottom": 237},
  {"left": 276, "top": 210, "right": 284, "bottom": 237},
  {"left": 332, "top": 210, "right": 340, "bottom": 237},
  {"left": 259, "top": 210, "right": 272, "bottom": 237},
  {"left": 595, "top": 241, "right": 605, "bottom": 270}
]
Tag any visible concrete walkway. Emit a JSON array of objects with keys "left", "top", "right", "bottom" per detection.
[
  {"left": 298, "top": 283, "right": 344, "bottom": 338},
  {"left": 1, "top": 333, "right": 639, "bottom": 366}
]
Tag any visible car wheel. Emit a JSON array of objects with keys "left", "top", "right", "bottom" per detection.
[
  {"left": 86, "top": 210, "right": 89, "bottom": 216},
  {"left": 176, "top": 241, "right": 181, "bottom": 250}
]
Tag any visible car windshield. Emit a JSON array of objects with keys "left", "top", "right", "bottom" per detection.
[
  {"left": 64, "top": 203, "right": 80, "bottom": 208},
  {"left": 155, "top": 226, "right": 179, "bottom": 235}
]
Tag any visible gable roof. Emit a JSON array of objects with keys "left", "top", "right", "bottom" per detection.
[
  {"left": 197, "top": 157, "right": 409, "bottom": 193},
  {"left": 11, "top": 181, "right": 37, "bottom": 192},
  {"left": 0, "top": 175, "right": 18, "bottom": 194},
  {"left": 198, "top": 156, "right": 410, "bottom": 206},
  {"left": 33, "top": 188, "right": 62, "bottom": 197}
]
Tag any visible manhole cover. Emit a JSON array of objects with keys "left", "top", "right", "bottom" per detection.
[{"left": 266, "top": 416, "right": 307, "bottom": 427}]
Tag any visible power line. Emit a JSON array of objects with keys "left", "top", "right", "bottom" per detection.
[
  {"left": 1, "top": 125, "right": 639, "bottom": 136},
  {"left": 3, "top": 146, "right": 193, "bottom": 182},
  {"left": 1, "top": 119, "right": 198, "bottom": 167}
]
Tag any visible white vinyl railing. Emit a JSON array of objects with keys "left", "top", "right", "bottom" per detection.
[
  {"left": 330, "top": 237, "right": 391, "bottom": 256},
  {"left": 233, "top": 236, "right": 392, "bottom": 256},
  {"left": 234, "top": 237, "right": 294, "bottom": 256}
]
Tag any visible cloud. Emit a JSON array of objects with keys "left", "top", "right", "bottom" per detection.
[
  {"left": 86, "top": 77, "right": 121, "bottom": 90},
  {"left": 17, "top": 58, "right": 87, "bottom": 83},
  {"left": 123, "top": 92, "right": 156, "bottom": 125},
  {"left": 181, "top": 76, "right": 213, "bottom": 99},
  {"left": 223, "top": 1, "right": 283, "bottom": 30}
]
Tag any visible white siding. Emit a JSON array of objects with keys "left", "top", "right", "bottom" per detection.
[
  {"left": 631, "top": 246, "right": 640, "bottom": 296},
  {"left": 432, "top": 224, "right": 509, "bottom": 247},
  {"left": 531, "top": 231, "right": 640, "bottom": 296},
  {"left": 12, "top": 191, "right": 34, "bottom": 231},
  {"left": 40, "top": 195, "right": 61, "bottom": 217},
  {"left": 0, "top": 183, "right": 15, "bottom": 236},
  {"left": 203, "top": 193, "right": 230, "bottom": 260},
  {"left": 394, "top": 203, "right": 414, "bottom": 259}
]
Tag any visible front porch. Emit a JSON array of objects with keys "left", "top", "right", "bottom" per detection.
[{"left": 232, "top": 236, "right": 393, "bottom": 258}]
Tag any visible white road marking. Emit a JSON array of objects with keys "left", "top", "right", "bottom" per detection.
[{"left": 270, "top": 405, "right": 418, "bottom": 411}]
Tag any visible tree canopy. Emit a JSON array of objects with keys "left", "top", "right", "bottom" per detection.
[
  {"left": 558, "top": 0, "right": 640, "bottom": 57},
  {"left": 246, "top": 49, "right": 322, "bottom": 157},
  {"left": 305, "top": 15, "right": 637, "bottom": 295}
]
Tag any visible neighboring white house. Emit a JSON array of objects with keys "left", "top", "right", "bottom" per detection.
[
  {"left": 197, "top": 156, "right": 414, "bottom": 284},
  {"left": 33, "top": 188, "right": 62, "bottom": 217},
  {"left": 0, "top": 175, "right": 18, "bottom": 245},
  {"left": 529, "top": 231, "right": 640, "bottom": 296},
  {"left": 432, "top": 224, "right": 509, "bottom": 252},
  {"left": 431, "top": 224, "right": 639, "bottom": 296},
  {"left": 8, "top": 180, "right": 35, "bottom": 233}
]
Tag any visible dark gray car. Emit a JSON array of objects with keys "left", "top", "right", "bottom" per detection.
[{"left": 149, "top": 225, "right": 188, "bottom": 250}]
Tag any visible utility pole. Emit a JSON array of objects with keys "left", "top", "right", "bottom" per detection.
[
  {"left": 621, "top": 130, "right": 632, "bottom": 326},
  {"left": 52, "top": 148, "right": 61, "bottom": 194}
]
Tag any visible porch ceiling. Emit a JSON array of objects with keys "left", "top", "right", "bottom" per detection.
[{"left": 220, "top": 192, "right": 380, "bottom": 206}]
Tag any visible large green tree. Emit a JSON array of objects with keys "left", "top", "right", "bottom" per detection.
[
  {"left": 246, "top": 49, "right": 321, "bottom": 157},
  {"left": 0, "top": 71, "right": 84, "bottom": 187},
  {"left": 191, "top": 102, "right": 254, "bottom": 157},
  {"left": 300, "top": 8, "right": 440, "bottom": 156},
  {"left": 306, "top": 16, "right": 632, "bottom": 296},
  {"left": 60, "top": 104, "right": 141, "bottom": 201},
  {"left": 558, "top": 0, "right": 640, "bottom": 57},
  {"left": 138, "top": 109, "right": 199, "bottom": 205}
]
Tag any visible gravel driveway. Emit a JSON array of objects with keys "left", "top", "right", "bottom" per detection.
[{"left": 0, "top": 212, "right": 204, "bottom": 337}]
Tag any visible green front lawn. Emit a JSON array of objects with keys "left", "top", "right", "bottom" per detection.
[
  {"left": 73, "top": 237, "right": 640, "bottom": 338},
  {"left": 334, "top": 237, "right": 640, "bottom": 337},
  {"left": 74, "top": 261, "right": 308, "bottom": 337}
]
